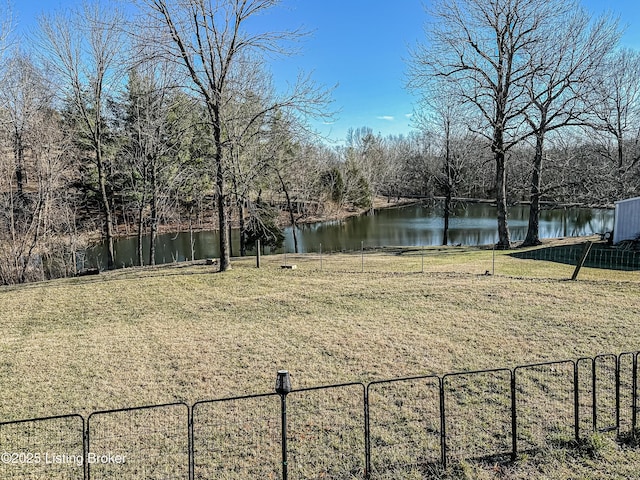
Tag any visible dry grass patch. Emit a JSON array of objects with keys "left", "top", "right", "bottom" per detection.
[
  {"left": 1, "top": 245, "right": 639, "bottom": 419},
  {"left": 2, "top": 243, "right": 640, "bottom": 478}
]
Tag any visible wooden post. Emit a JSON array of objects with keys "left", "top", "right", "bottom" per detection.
[
  {"left": 492, "top": 244, "right": 495, "bottom": 276},
  {"left": 571, "top": 241, "right": 593, "bottom": 280},
  {"left": 256, "top": 240, "right": 261, "bottom": 268}
]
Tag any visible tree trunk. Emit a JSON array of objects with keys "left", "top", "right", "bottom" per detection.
[
  {"left": 277, "top": 170, "right": 298, "bottom": 253},
  {"left": 217, "top": 188, "right": 230, "bottom": 271},
  {"left": 239, "top": 200, "right": 247, "bottom": 257},
  {"left": 189, "top": 211, "right": 195, "bottom": 261},
  {"left": 443, "top": 117, "right": 452, "bottom": 246},
  {"left": 216, "top": 161, "right": 231, "bottom": 272},
  {"left": 149, "top": 161, "right": 158, "bottom": 266},
  {"left": 617, "top": 122, "right": 624, "bottom": 171},
  {"left": 96, "top": 145, "right": 115, "bottom": 269},
  {"left": 228, "top": 200, "right": 233, "bottom": 258},
  {"left": 616, "top": 133, "right": 626, "bottom": 196},
  {"left": 443, "top": 190, "right": 451, "bottom": 246},
  {"left": 209, "top": 98, "right": 231, "bottom": 271},
  {"left": 495, "top": 149, "right": 511, "bottom": 249},
  {"left": 523, "top": 133, "right": 544, "bottom": 247},
  {"left": 14, "top": 132, "right": 25, "bottom": 197},
  {"left": 137, "top": 183, "right": 146, "bottom": 266}
]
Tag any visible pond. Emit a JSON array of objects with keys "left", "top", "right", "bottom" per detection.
[{"left": 83, "top": 202, "right": 614, "bottom": 269}]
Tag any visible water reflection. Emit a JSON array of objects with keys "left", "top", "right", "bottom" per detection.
[{"left": 84, "top": 202, "right": 614, "bottom": 269}]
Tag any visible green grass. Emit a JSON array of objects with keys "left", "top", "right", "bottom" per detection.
[{"left": 1, "top": 237, "right": 640, "bottom": 478}]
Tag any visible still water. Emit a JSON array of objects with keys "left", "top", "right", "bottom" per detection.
[{"left": 84, "top": 202, "right": 614, "bottom": 269}]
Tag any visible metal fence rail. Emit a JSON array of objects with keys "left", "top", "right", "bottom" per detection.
[
  {"left": 618, "top": 352, "right": 639, "bottom": 437},
  {"left": 593, "top": 354, "right": 618, "bottom": 434},
  {"left": 192, "top": 393, "right": 280, "bottom": 479},
  {"left": 288, "top": 383, "right": 366, "bottom": 479},
  {"left": 87, "top": 402, "right": 189, "bottom": 480},
  {"left": 1, "top": 351, "right": 639, "bottom": 479},
  {"left": 366, "top": 375, "right": 441, "bottom": 478},
  {"left": 442, "top": 368, "right": 513, "bottom": 467},
  {"left": 0, "top": 414, "right": 84, "bottom": 480},
  {"left": 513, "top": 360, "right": 576, "bottom": 453}
]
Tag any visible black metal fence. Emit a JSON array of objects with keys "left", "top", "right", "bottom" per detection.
[{"left": 1, "top": 352, "right": 638, "bottom": 479}]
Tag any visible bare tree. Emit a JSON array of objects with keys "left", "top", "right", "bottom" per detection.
[
  {"left": 409, "top": 0, "right": 570, "bottom": 248},
  {"left": 138, "top": 0, "right": 330, "bottom": 271},
  {"left": 37, "top": 2, "right": 126, "bottom": 270},
  {"left": 391, "top": 130, "right": 440, "bottom": 198},
  {"left": 586, "top": 47, "right": 640, "bottom": 200},
  {"left": 415, "top": 91, "right": 479, "bottom": 245},
  {"left": 0, "top": 57, "right": 75, "bottom": 283},
  {"left": 120, "top": 57, "right": 196, "bottom": 266},
  {"left": 0, "top": 1, "right": 13, "bottom": 62},
  {"left": 521, "top": 6, "right": 619, "bottom": 246},
  {"left": 0, "top": 53, "right": 48, "bottom": 281},
  {"left": 262, "top": 109, "right": 306, "bottom": 253},
  {"left": 224, "top": 55, "right": 281, "bottom": 257},
  {"left": 345, "top": 127, "right": 387, "bottom": 205},
  {"left": 0, "top": 53, "right": 48, "bottom": 198}
]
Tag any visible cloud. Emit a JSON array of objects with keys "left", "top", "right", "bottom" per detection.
[
  {"left": 376, "top": 115, "right": 395, "bottom": 121},
  {"left": 405, "top": 113, "right": 413, "bottom": 119}
]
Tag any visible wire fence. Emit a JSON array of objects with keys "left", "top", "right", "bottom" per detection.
[
  {"left": 510, "top": 242, "right": 640, "bottom": 271},
  {"left": 252, "top": 240, "right": 640, "bottom": 281},
  {"left": 1, "top": 352, "right": 639, "bottom": 479},
  {"left": 367, "top": 375, "right": 441, "bottom": 478},
  {"left": 192, "top": 393, "right": 280, "bottom": 479}
]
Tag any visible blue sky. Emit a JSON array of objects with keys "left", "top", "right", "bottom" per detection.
[{"left": 10, "top": 0, "right": 640, "bottom": 145}]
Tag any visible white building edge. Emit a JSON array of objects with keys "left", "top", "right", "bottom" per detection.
[{"left": 613, "top": 196, "right": 640, "bottom": 244}]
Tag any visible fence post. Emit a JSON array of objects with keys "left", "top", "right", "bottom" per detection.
[
  {"left": 275, "top": 371, "right": 292, "bottom": 480},
  {"left": 319, "top": 243, "right": 323, "bottom": 271},
  {"left": 616, "top": 356, "right": 621, "bottom": 436},
  {"left": 591, "top": 357, "right": 598, "bottom": 432},
  {"left": 571, "top": 241, "right": 593, "bottom": 280},
  {"left": 574, "top": 362, "right": 580, "bottom": 441},
  {"left": 364, "top": 386, "right": 371, "bottom": 479},
  {"left": 492, "top": 244, "right": 495, "bottom": 276},
  {"left": 440, "top": 378, "right": 447, "bottom": 469},
  {"left": 511, "top": 371, "right": 517, "bottom": 460},
  {"left": 634, "top": 354, "right": 638, "bottom": 438},
  {"left": 256, "top": 240, "right": 261, "bottom": 268},
  {"left": 86, "top": 416, "right": 92, "bottom": 480},
  {"left": 83, "top": 418, "right": 89, "bottom": 480},
  {"left": 189, "top": 405, "right": 194, "bottom": 480},
  {"left": 592, "top": 359, "right": 597, "bottom": 432}
]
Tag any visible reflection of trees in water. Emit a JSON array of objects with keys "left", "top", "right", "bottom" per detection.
[{"left": 540, "top": 208, "right": 612, "bottom": 238}]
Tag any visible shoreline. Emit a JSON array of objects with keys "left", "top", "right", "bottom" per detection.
[{"left": 110, "top": 196, "right": 419, "bottom": 240}]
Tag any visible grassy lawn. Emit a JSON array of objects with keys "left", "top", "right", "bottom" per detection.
[{"left": 1, "top": 236, "right": 639, "bottom": 478}]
